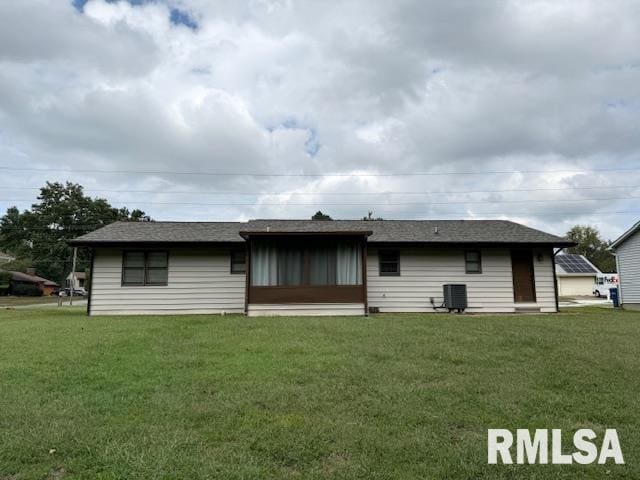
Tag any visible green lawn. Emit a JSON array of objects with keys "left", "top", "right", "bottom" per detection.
[
  {"left": 1, "top": 307, "right": 639, "bottom": 479},
  {"left": 0, "top": 296, "right": 61, "bottom": 307}
]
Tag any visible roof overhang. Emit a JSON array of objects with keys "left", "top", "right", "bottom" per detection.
[
  {"left": 69, "top": 238, "right": 573, "bottom": 248},
  {"left": 610, "top": 220, "right": 640, "bottom": 250},
  {"left": 556, "top": 272, "right": 598, "bottom": 277},
  {"left": 67, "top": 240, "right": 245, "bottom": 248},
  {"left": 366, "top": 241, "right": 575, "bottom": 248},
  {"left": 239, "top": 230, "right": 373, "bottom": 239}
]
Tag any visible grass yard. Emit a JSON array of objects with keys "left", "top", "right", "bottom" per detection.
[
  {"left": 1, "top": 307, "right": 639, "bottom": 479},
  {"left": 0, "top": 296, "right": 60, "bottom": 307}
]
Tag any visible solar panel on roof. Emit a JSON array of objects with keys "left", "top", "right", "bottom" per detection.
[{"left": 556, "top": 254, "right": 597, "bottom": 273}]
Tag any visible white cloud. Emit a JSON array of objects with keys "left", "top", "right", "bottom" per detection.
[{"left": 0, "top": 0, "right": 639, "bottom": 239}]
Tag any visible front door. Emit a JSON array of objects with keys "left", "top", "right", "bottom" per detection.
[{"left": 511, "top": 250, "right": 536, "bottom": 303}]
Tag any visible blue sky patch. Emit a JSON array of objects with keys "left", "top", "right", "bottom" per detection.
[
  {"left": 170, "top": 8, "right": 198, "bottom": 29},
  {"left": 71, "top": 0, "right": 198, "bottom": 30}
]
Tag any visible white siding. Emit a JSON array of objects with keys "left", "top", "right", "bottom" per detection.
[
  {"left": 617, "top": 230, "right": 640, "bottom": 307},
  {"left": 558, "top": 275, "right": 596, "bottom": 297},
  {"left": 367, "top": 247, "right": 557, "bottom": 313},
  {"left": 248, "top": 303, "right": 365, "bottom": 316},
  {"left": 89, "top": 245, "right": 559, "bottom": 315},
  {"left": 90, "top": 248, "right": 245, "bottom": 315}
]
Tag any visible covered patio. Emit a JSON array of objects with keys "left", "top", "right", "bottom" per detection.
[{"left": 240, "top": 230, "right": 371, "bottom": 316}]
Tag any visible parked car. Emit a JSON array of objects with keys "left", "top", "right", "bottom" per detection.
[{"left": 56, "top": 287, "right": 88, "bottom": 297}]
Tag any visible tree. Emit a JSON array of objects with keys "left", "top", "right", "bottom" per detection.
[
  {"left": 565, "top": 225, "right": 616, "bottom": 273},
  {"left": 311, "top": 211, "right": 332, "bottom": 220},
  {"left": 362, "top": 211, "right": 383, "bottom": 221},
  {"left": 0, "top": 182, "right": 149, "bottom": 283}
]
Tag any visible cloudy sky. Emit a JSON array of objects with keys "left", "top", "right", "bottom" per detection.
[{"left": 1, "top": 0, "right": 639, "bottom": 239}]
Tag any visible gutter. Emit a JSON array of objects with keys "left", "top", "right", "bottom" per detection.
[{"left": 86, "top": 248, "right": 94, "bottom": 316}]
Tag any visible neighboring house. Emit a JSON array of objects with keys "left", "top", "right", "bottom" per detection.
[
  {"left": 610, "top": 220, "right": 640, "bottom": 310},
  {"left": 554, "top": 253, "right": 601, "bottom": 297},
  {"left": 66, "top": 272, "right": 86, "bottom": 289},
  {"left": 0, "top": 251, "right": 15, "bottom": 266},
  {"left": 70, "top": 220, "right": 572, "bottom": 316},
  {"left": 6, "top": 270, "right": 59, "bottom": 296}
]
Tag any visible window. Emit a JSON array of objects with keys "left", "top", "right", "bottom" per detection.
[
  {"left": 250, "top": 240, "right": 363, "bottom": 286},
  {"left": 122, "top": 251, "right": 168, "bottom": 286},
  {"left": 309, "top": 246, "right": 337, "bottom": 285},
  {"left": 379, "top": 250, "right": 400, "bottom": 276},
  {"left": 230, "top": 250, "right": 246, "bottom": 274},
  {"left": 277, "top": 247, "right": 304, "bottom": 286},
  {"left": 465, "top": 250, "right": 482, "bottom": 273}
]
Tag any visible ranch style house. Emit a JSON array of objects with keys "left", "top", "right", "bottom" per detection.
[{"left": 69, "top": 219, "right": 573, "bottom": 316}]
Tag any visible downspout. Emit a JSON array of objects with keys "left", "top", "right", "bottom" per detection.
[
  {"left": 552, "top": 247, "right": 564, "bottom": 313},
  {"left": 86, "top": 248, "right": 94, "bottom": 316},
  {"left": 244, "top": 238, "right": 251, "bottom": 315},
  {"left": 362, "top": 236, "right": 368, "bottom": 316}
]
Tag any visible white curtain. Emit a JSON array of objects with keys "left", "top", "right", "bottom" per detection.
[
  {"left": 251, "top": 242, "right": 278, "bottom": 286},
  {"left": 336, "top": 242, "right": 362, "bottom": 285},
  {"left": 309, "top": 246, "right": 337, "bottom": 285},
  {"left": 277, "top": 248, "right": 304, "bottom": 286},
  {"left": 252, "top": 240, "right": 362, "bottom": 286}
]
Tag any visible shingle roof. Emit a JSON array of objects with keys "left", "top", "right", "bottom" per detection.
[
  {"left": 69, "top": 221, "right": 244, "bottom": 245},
  {"left": 70, "top": 219, "right": 571, "bottom": 246},
  {"left": 6, "top": 271, "right": 59, "bottom": 286}
]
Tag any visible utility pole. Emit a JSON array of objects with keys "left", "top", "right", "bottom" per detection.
[{"left": 70, "top": 247, "right": 77, "bottom": 306}]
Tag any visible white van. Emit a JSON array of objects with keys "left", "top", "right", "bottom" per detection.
[{"left": 593, "top": 274, "right": 619, "bottom": 298}]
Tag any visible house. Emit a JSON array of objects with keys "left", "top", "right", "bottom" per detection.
[
  {"left": 69, "top": 219, "right": 572, "bottom": 316},
  {"left": 66, "top": 272, "right": 86, "bottom": 289},
  {"left": 554, "top": 253, "right": 601, "bottom": 297},
  {"left": 0, "top": 251, "right": 15, "bottom": 266},
  {"left": 6, "top": 269, "right": 59, "bottom": 296},
  {"left": 610, "top": 220, "right": 640, "bottom": 310}
]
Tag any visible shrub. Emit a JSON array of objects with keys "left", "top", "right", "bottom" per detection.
[{"left": 11, "top": 283, "right": 43, "bottom": 297}]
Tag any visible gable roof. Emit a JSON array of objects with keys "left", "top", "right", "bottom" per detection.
[
  {"left": 610, "top": 220, "right": 640, "bottom": 250},
  {"left": 5, "top": 270, "right": 59, "bottom": 286},
  {"left": 69, "top": 219, "right": 572, "bottom": 246},
  {"left": 67, "top": 272, "right": 86, "bottom": 280}
]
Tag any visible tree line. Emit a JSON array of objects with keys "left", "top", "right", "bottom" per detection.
[{"left": 0, "top": 182, "right": 149, "bottom": 284}]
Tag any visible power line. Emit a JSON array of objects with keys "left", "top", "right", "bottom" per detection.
[
  {"left": 2, "top": 165, "right": 640, "bottom": 177},
  {"left": 1, "top": 209, "right": 639, "bottom": 232},
  {"left": 0, "top": 195, "right": 639, "bottom": 206},
  {"left": 0, "top": 184, "right": 638, "bottom": 196}
]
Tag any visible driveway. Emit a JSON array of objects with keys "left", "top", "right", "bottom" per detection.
[{"left": 559, "top": 297, "right": 612, "bottom": 308}]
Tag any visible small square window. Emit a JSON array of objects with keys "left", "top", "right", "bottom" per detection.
[
  {"left": 122, "top": 251, "right": 168, "bottom": 286},
  {"left": 231, "top": 250, "right": 246, "bottom": 274},
  {"left": 379, "top": 250, "right": 400, "bottom": 276},
  {"left": 465, "top": 250, "right": 482, "bottom": 274}
]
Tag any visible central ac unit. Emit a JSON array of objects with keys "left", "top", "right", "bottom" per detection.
[{"left": 443, "top": 284, "right": 467, "bottom": 312}]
